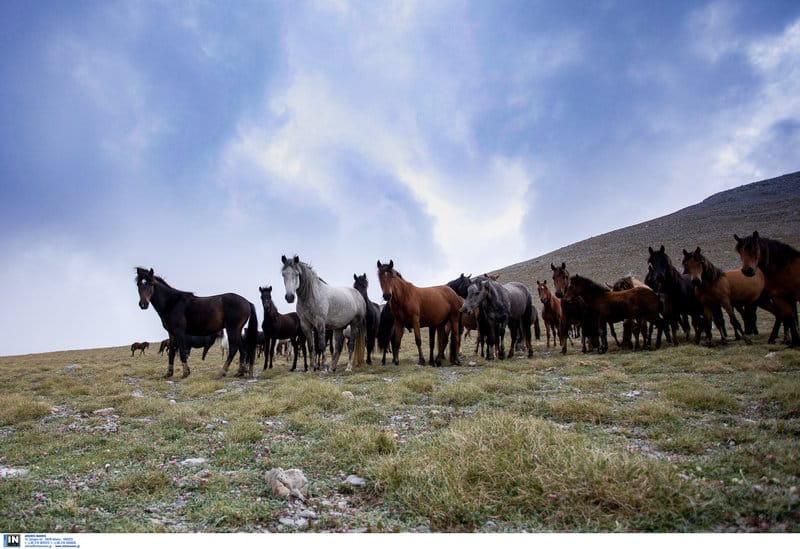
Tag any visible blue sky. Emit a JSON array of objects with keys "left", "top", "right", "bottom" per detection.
[{"left": 1, "top": 0, "right": 799, "bottom": 356}]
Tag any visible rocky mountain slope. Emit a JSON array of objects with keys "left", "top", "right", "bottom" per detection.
[{"left": 493, "top": 171, "right": 800, "bottom": 287}]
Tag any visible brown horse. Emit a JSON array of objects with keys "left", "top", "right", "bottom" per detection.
[
  {"left": 536, "top": 280, "right": 564, "bottom": 348},
  {"left": 158, "top": 338, "right": 170, "bottom": 355},
  {"left": 131, "top": 341, "right": 149, "bottom": 356},
  {"left": 135, "top": 267, "right": 258, "bottom": 379},
  {"left": 680, "top": 248, "right": 754, "bottom": 345},
  {"left": 562, "top": 274, "right": 667, "bottom": 353},
  {"left": 735, "top": 231, "right": 800, "bottom": 346},
  {"left": 377, "top": 260, "right": 462, "bottom": 366}
]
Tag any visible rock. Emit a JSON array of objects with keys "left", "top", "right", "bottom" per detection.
[
  {"left": 64, "top": 364, "right": 80, "bottom": 372},
  {"left": 765, "top": 352, "right": 776, "bottom": 358},
  {"left": 341, "top": 391, "right": 355, "bottom": 399},
  {"left": 92, "top": 407, "right": 116, "bottom": 416},
  {"left": 343, "top": 474, "right": 367, "bottom": 487},
  {"left": 180, "top": 457, "right": 208, "bottom": 466},
  {"left": 266, "top": 468, "right": 309, "bottom": 501},
  {"left": 0, "top": 467, "right": 29, "bottom": 478}
]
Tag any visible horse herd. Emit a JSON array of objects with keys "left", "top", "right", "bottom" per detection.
[{"left": 134, "top": 231, "right": 799, "bottom": 379}]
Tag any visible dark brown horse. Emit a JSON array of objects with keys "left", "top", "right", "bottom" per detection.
[
  {"left": 135, "top": 267, "right": 258, "bottom": 379},
  {"left": 562, "top": 274, "right": 667, "bottom": 353},
  {"left": 158, "top": 338, "right": 170, "bottom": 355},
  {"left": 377, "top": 260, "right": 462, "bottom": 366},
  {"left": 735, "top": 231, "right": 800, "bottom": 346},
  {"left": 680, "top": 248, "right": 751, "bottom": 345},
  {"left": 259, "top": 285, "right": 308, "bottom": 372},
  {"left": 646, "top": 245, "right": 703, "bottom": 343},
  {"left": 130, "top": 341, "right": 149, "bottom": 356}
]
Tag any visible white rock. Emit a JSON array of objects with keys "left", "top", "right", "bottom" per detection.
[
  {"left": 180, "top": 457, "right": 208, "bottom": 466},
  {"left": 265, "top": 468, "right": 309, "bottom": 500}
]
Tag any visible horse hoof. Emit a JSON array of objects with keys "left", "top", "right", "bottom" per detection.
[
  {"left": 163, "top": 373, "right": 173, "bottom": 379},
  {"left": 181, "top": 372, "right": 190, "bottom": 379}
]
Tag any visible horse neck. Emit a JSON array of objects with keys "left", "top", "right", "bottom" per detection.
[
  {"left": 297, "top": 263, "right": 324, "bottom": 303},
  {"left": 151, "top": 279, "right": 184, "bottom": 317},
  {"left": 701, "top": 258, "right": 723, "bottom": 283}
]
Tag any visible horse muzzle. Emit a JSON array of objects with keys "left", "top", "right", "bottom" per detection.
[
  {"left": 691, "top": 278, "right": 701, "bottom": 287},
  {"left": 555, "top": 291, "right": 564, "bottom": 299},
  {"left": 139, "top": 301, "right": 149, "bottom": 310},
  {"left": 741, "top": 266, "right": 756, "bottom": 277},
  {"left": 285, "top": 293, "right": 295, "bottom": 304},
  {"left": 382, "top": 292, "right": 392, "bottom": 302}
]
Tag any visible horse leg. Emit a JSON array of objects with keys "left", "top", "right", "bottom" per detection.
[
  {"left": 174, "top": 336, "right": 190, "bottom": 379},
  {"left": 428, "top": 326, "right": 436, "bottom": 366},
  {"left": 412, "top": 321, "right": 425, "bottom": 366},
  {"left": 391, "top": 322, "right": 403, "bottom": 366},
  {"left": 165, "top": 339, "right": 177, "bottom": 378},
  {"left": 449, "top": 317, "right": 461, "bottom": 366}
]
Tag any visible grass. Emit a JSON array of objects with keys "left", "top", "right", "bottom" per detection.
[{"left": 0, "top": 326, "right": 798, "bottom": 532}]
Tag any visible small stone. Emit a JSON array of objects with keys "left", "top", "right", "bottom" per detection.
[
  {"left": 341, "top": 391, "right": 355, "bottom": 399},
  {"left": 64, "top": 364, "right": 80, "bottom": 372},
  {"left": 215, "top": 389, "right": 228, "bottom": 394},
  {"left": 343, "top": 474, "right": 367, "bottom": 487},
  {"left": 180, "top": 457, "right": 208, "bottom": 466},
  {"left": 92, "top": 407, "right": 116, "bottom": 416},
  {"left": 0, "top": 467, "right": 29, "bottom": 478}
]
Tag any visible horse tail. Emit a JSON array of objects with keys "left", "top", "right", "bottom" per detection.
[
  {"left": 246, "top": 302, "right": 258, "bottom": 367},
  {"left": 532, "top": 307, "right": 541, "bottom": 341}
]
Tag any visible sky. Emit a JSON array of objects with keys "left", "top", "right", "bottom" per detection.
[{"left": 1, "top": 0, "right": 799, "bottom": 356}]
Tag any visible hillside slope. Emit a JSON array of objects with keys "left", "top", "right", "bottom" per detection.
[{"left": 494, "top": 171, "right": 800, "bottom": 287}]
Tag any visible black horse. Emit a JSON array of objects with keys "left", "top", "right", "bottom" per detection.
[
  {"left": 166, "top": 331, "right": 221, "bottom": 361},
  {"left": 353, "top": 274, "right": 381, "bottom": 365},
  {"left": 135, "top": 267, "right": 258, "bottom": 379},
  {"left": 259, "top": 286, "right": 308, "bottom": 371},
  {"left": 460, "top": 277, "right": 510, "bottom": 360},
  {"left": 646, "top": 245, "right": 704, "bottom": 343}
]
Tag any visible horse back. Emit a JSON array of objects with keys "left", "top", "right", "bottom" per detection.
[
  {"left": 412, "top": 285, "right": 461, "bottom": 327},
  {"left": 604, "top": 286, "right": 659, "bottom": 321}
]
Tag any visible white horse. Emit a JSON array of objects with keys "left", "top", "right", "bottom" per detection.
[{"left": 280, "top": 255, "right": 367, "bottom": 372}]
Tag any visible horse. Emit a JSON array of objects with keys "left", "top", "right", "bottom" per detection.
[
  {"left": 259, "top": 285, "right": 308, "bottom": 372},
  {"left": 611, "top": 275, "right": 649, "bottom": 350},
  {"left": 135, "top": 267, "right": 258, "bottom": 379},
  {"left": 448, "top": 273, "right": 489, "bottom": 357},
  {"left": 130, "top": 341, "right": 149, "bottom": 356},
  {"left": 460, "top": 277, "right": 509, "bottom": 360},
  {"left": 280, "top": 255, "right": 366, "bottom": 372},
  {"left": 680, "top": 248, "right": 751, "bottom": 345},
  {"left": 536, "top": 280, "right": 565, "bottom": 348},
  {"left": 158, "top": 338, "right": 170, "bottom": 355},
  {"left": 376, "top": 303, "right": 400, "bottom": 365},
  {"left": 552, "top": 262, "right": 619, "bottom": 353},
  {"left": 353, "top": 273, "right": 382, "bottom": 365},
  {"left": 377, "top": 260, "right": 462, "bottom": 366},
  {"left": 646, "top": 245, "right": 703, "bottom": 344},
  {"left": 562, "top": 274, "right": 667, "bottom": 353},
  {"left": 166, "top": 332, "right": 221, "bottom": 360},
  {"left": 461, "top": 277, "right": 534, "bottom": 359},
  {"left": 735, "top": 231, "right": 800, "bottom": 346}
]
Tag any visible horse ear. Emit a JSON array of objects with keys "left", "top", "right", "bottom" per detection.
[
  {"left": 734, "top": 234, "right": 741, "bottom": 243},
  {"left": 682, "top": 249, "right": 689, "bottom": 258},
  {"left": 259, "top": 286, "right": 263, "bottom": 292},
  {"left": 660, "top": 245, "right": 665, "bottom": 253},
  {"left": 148, "top": 268, "right": 154, "bottom": 276},
  {"left": 267, "top": 286, "right": 272, "bottom": 292},
  {"left": 362, "top": 273, "right": 366, "bottom": 279},
  {"left": 377, "top": 260, "right": 382, "bottom": 268},
  {"left": 561, "top": 262, "right": 566, "bottom": 269},
  {"left": 648, "top": 246, "right": 654, "bottom": 254},
  {"left": 281, "top": 255, "right": 287, "bottom": 264},
  {"left": 389, "top": 259, "right": 394, "bottom": 269},
  {"left": 694, "top": 246, "right": 701, "bottom": 255},
  {"left": 293, "top": 255, "right": 300, "bottom": 264},
  {"left": 354, "top": 274, "right": 358, "bottom": 281},
  {"left": 753, "top": 230, "right": 759, "bottom": 239}
]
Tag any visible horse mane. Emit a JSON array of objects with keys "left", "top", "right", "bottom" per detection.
[
  {"left": 697, "top": 253, "right": 725, "bottom": 283},
  {"left": 761, "top": 236, "right": 800, "bottom": 269},
  {"left": 135, "top": 267, "right": 195, "bottom": 298}
]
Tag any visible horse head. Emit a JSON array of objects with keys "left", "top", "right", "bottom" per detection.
[
  {"left": 460, "top": 279, "right": 487, "bottom": 314},
  {"left": 734, "top": 231, "right": 761, "bottom": 277},
  {"left": 536, "top": 280, "right": 551, "bottom": 304},
  {"left": 551, "top": 262, "right": 569, "bottom": 298},
  {"left": 281, "top": 255, "right": 301, "bottom": 303},
  {"left": 259, "top": 285, "right": 274, "bottom": 308},
  {"left": 682, "top": 247, "right": 705, "bottom": 287},
  {"left": 135, "top": 267, "right": 156, "bottom": 310},
  {"left": 377, "top": 260, "right": 396, "bottom": 302}
]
